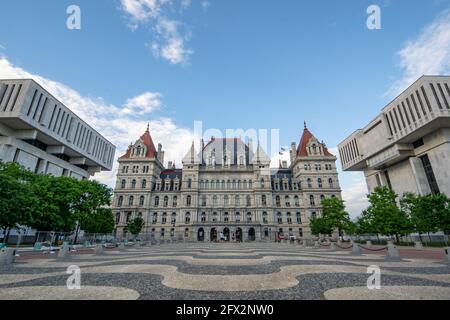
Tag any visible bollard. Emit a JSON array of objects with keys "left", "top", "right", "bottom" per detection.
[
  {"left": 414, "top": 241, "right": 424, "bottom": 250},
  {"left": 352, "top": 243, "right": 361, "bottom": 255},
  {"left": 387, "top": 243, "right": 399, "bottom": 259},
  {"left": 0, "top": 248, "right": 15, "bottom": 266},
  {"left": 444, "top": 247, "right": 450, "bottom": 263},
  {"left": 95, "top": 244, "right": 104, "bottom": 255},
  {"left": 366, "top": 241, "right": 372, "bottom": 246},
  {"left": 58, "top": 245, "right": 69, "bottom": 259},
  {"left": 330, "top": 242, "right": 337, "bottom": 251}
]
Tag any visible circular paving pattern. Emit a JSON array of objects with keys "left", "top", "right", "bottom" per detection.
[{"left": 0, "top": 243, "right": 449, "bottom": 300}]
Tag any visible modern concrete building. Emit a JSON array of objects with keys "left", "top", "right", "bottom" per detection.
[
  {"left": 0, "top": 79, "right": 115, "bottom": 179},
  {"left": 112, "top": 124, "right": 342, "bottom": 242},
  {"left": 339, "top": 75, "right": 450, "bottom": 197}
]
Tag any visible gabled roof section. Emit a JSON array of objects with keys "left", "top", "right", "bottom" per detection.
[
  {"left": 296, "top": 123, "right": 334, "bottom": 157},
  {"left": 120, "top": 125, "right": 158, "bottom": 159}
]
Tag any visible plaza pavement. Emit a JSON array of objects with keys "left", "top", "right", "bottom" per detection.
[{"left": 0, "top": 243, "right": 449, "bottom": 300}]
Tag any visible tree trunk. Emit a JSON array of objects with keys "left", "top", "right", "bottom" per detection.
[
  {"left": 428, "top": 232, "right": 432, "bottom": 243},
  {"left": 73, "top": 224, "right": 81, "bottom": 245},
  {"left": 395, "top": 234, "right": 400, "bottom": 244},
  {"left": 5, "top": 227, "right": 11, "bottom": 244}
]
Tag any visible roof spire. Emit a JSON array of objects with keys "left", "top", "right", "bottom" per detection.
[
  {"left": 304, "top": 121, "right": 307, "bottom": 130},
  {"left": 146, "top": 123, "right": 150, "bottom": 132}
]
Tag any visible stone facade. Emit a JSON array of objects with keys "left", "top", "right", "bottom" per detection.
[
  {"left": 113, "top": 124, "right": 342, "bottom": 242},
  {"left": 338, "top": 75, "right": 450, "bottom": 197},
  {"left": 0, "top": 79, "right": 115, "bottom": 179}
]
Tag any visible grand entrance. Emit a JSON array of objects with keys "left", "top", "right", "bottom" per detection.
[
  {"left": 223, "top": 228, "right": 230, "bottom": 242},
  {"left": 236, "top": 228, "right": 242, "bottom": 242},
  {"left": 197, "top": 228, "right": 205, "bottom": 242},
  {"left": 248, "top": 228, "right": 256, "bottom": 241},
  {"left": 210, "top": 228, "right": 217, "bottom": 242}
]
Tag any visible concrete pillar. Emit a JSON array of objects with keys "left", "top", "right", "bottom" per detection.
[
  {"left": 0, "top": 248, "right": 15, "bottom": 266},
  {"left": 58, "top": 245, "right": 69, "bottom": 259},
  {"left": 95, "top": 244, "right": 104, "bottom": 255},
  {"left": 414, "top": 241, "right": 424, "bottom": 250},
  {"left": 387, "top": 243, "right": 399, "bottom": 258},
  {"left": 352, "top": 243, "right": 361, "bottom": 255}
]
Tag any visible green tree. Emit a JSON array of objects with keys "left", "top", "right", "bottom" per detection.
[
  {"left": 310, "top": 217, "right": 333, "bottom": 237},
  {"left": 0, "top": 162, "right": 39, "bottom": 243},
  {"left": 127, "top": 217, "right": 145, "bottom": 239},
  {"left": 80, "top": 208, "right": 115, "bottom": 234},
  {"left": 321, "top": 197, "right": 351, "bottom": 238},
  {"left": 427, "top": 194, "right": 450, "bottom": 239},
  {"left": 366, "top": 187, "right": 412, "bottom": 244}
]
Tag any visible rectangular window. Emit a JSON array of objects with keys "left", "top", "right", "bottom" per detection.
[
  {"left": 32, "top": 93, "right": 43, "bottom": 120},
  {"left": 445, "top": 84, "right": 450, "bottom": 103},
  {"left": 10, "top": 84, "right": 22, "bottom": 112},
  {"left": 421, "top": 86, "right": 432, "bottom": 112},
  {"left": 385, "top": 114, "right": 393, "bottom": 136},
  {"left": 412, "top": 138, "right": 424, "bottom": 149},
  {"left": 0, "top": 84, "right": 9, "bottom": 109},
  {"left": 410, "top": 94, "right": 422, "bottom": 119},
  {"left": 430, "top": 83, "right": 442, "bottom": 109},
  {"left": 437, "top": 83, "right": 449, "bottom": 109},
  {"left": 2, "top": 84, "right": 15, "bottom": 112},
  {"left": 420, "top": 154, "right": 440, "bottom": 194}
]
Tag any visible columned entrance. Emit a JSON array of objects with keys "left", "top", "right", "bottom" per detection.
[
  {"left": 236, "top": 228, "right": 242, "bottom": 242},
  {"left": 223, "top": 228, "right": 230, "bottom": 242},
  {"left": 197, "top": 228, "right": 205, "bottom": 242},
  {"left": 210, "top": 228, "right": 217, "bottom": 242},
  {"left": 248, "top": 228, "right": 256, "bottom": 241}
]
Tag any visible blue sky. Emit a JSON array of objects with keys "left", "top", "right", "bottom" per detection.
[{"left": 1, "top": 0, "right": 450, "bottom": 217}]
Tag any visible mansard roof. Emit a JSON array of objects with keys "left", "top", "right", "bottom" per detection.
[
  {"left": 296, "top": 124, "right": 334, "bottom": 157},
  {"left": 120, "top": 126, "right": 158, "bottom": 159}
]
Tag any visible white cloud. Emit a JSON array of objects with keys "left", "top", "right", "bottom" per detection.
[
  {"left": 120, "top": 0, "right": 194, "bottom": 65},
  {"left": 201, "top": 0, "right": 210, "bottom": 10},
  {"left": 0, "top": 56, "right": 195, "bottom": 188},
  {"left": 123, "top": 91, "right": 162, "bottom": 114},
  {"left": 387, "top": 9, "right": 450, "bottom": 96}
]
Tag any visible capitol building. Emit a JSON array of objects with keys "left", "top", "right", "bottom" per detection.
[{"left": 112, "top": 124, "right": 342, "bottom": 242}]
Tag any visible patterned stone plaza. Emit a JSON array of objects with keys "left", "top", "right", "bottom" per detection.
[{"left": 0, "top": 243, "right": 449, "bottom": 300}]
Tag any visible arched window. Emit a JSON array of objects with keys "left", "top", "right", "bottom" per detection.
[
  {"left": 235, "top": 195, "right": 240, "bottom": 206},
  {"left": 235, "top": 212, "right": 241, "bottom": 222},
  {"left": 224, "top": 212, "right": 229, "bottom": 222},
  {"left": 296, "top": 212, "right": 302, "bottom": 224},
  {"left": 171, "top": 213, "right": 176, "bottom": 224},
  {"left": 205, "top": 180, "right": 209, "bottom": 189},
  {"left": 262, "top": 212, "right": 268, "bottom": 223},
  {"left": 307, "top": 178, "right": 312, "bottom": 188},
  {"left": 329, "top": 178, "right": 333, "bottom": 188},
  {"left": 161, "top": 228, "right": 165, "bottom": 237},
  {"left": 121, "top": 179, "right": 126, "bottom": 189},
  {"left": 222, "top": 180, "right": 226, "bottom": 189},
  {"left": 224, "top": 195, "right": 229, "bottom": 206},
  {"left": 164, "top": 196, "right": 169, "bottom": 207},
  {"left": 139, "top": 196, "right": 145, "bottom": 206},
  {"left": 294, "top": 195, "right": 300, "bottom": 206},
  {"left": 126, "top": 212, "right": 132, "bottom": 223},
  {"left": 243, "top": 180, "right": 248, "bottom": 189},
  {"left": 185, "top": 212, "right": 191, "bottom": 224},
  {"left": 213, "top": 195, "right": 218, "bottom": 206},
  {"left": 227, "top": 180, "right": 231, "bottom": 189},
  {"left": 118, "top": 196, "right": 124, "bottom": 207},
  {"left": 162, "top": 213, "right": 167, "bottom": 224},
  {"left": 233, "top": 180, "right": 237, "bottom": 189},
  {"left": 131, "top": 179, "right": 136, "bottom": 189},
  {"left": 237, "top": 180, "right": 241, "bottom": 189},
  {"left": 287, "top": 212, "right": 292, "bottom": 224},
  {"left": 173, "top": 196, "right": 178, "bottom": 207},
  {"left": 201, "top": 195, "right": 207, "bottom": 207},
  {"left": 115, "top": 213, "right": 121, "bottom": 224},
  {"left": 260, "top": 178, "right": 265, "bottom": 188},
  {"left": 249, "top": 180, "right": 253, "bottom": 188},
  {"left": 142, "top": 179, "right": 147, "bottom": 189},
  {"left": 277, "top": 212, "right": 282, "bottom": 224},
  {"left": 201, "top": 212, "right": 207, "bottom": 222},
  {"left": 310, "top": 195, "right": 315, "bottom": 206},
  {"left": 320, "top": 195, "right": 325, "bottom": 203},
  {"left": 152, "top": 213, "right": 158, "bottom": 224},
  {"left": 261, "top": 195, "right": 267, "bottom": 206},
  {"left": 285, "top": 195, "right": 290, "bottom": 207},
  {"left": 188, "top": 178, "right": 192, "bottom": 189},
  {"left": 200, "top": 180, "right": 205, "bottom": 189},
  {"left": 276, "top": 196, "right": 281, "bottom": 207},
  {"left": 216, "top": 180, "right": 220, "bottom": 189},
  {"left": 318, "top": 178, "right": 323, "bottom": 188},
  {"left": 246, "top": 195, "right": 251, "bottom": 207},
  {"left": 186, "top": 195, "right": 192, "bottom": 206},
  {"left": 154, "top": 196, "right": 160, "bottom": 207},
  {"left": 128, "top": 196, "right": 134, "bottom": 206}
]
